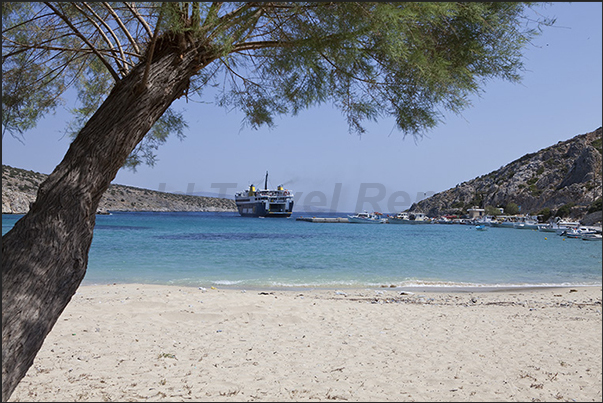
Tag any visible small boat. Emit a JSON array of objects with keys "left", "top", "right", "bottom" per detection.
[
  {"left": 387, "top": 211, "right": 409, "bottom": 224},
  {"left": 491, "top": 215, "right": 539, "bottom": 229},
  {"left": 490, "top": 216, "right": 517, "bottom": 228},
  {"left": 538, "top": 223, "right": 563, "bottom": 232},
  {"left": 559, "top": 227, "right": 600, "bottom": 239},
  {"left": 513, "top": 215, "right": 540, "bottom": 230},
  {"left": 539, "top": 220, "right": 583, "bottom": 234},
  {"left": 388, "top": 211, "right": 432, "bottom": 224},
  {"left": 581, "top": 233, "right": 602, "bottom": 241},
  {"left": 475, "top": 224, "right": 488, "bottom": 231},
  {"left": 348, "top": 211, "right": 387, "bottom": 224}
]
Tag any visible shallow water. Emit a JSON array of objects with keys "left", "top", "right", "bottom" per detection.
[{"left": 3, "top": 211, "right": 601, "bottom": 289}]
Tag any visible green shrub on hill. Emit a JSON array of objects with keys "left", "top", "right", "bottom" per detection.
[
  {"left": 588, "top": 197, "right": 602, "bottom": 214},
  {"left": 504, "top": 202, "right": 520, "bottom": 215},
  {"left": 555, "top": 202, "right": 575, "bottom": 218}
]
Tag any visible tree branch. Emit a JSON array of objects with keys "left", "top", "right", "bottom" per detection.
[
  {"left": 122, "top": 1, "right": 153, "bottom": 39},
  {"left": 231, "top": 39, "right": 289, "bottom": 53},
  {"left": 43, "top": 2, "right": 121, "bottom": 82},
  {"left": 228, "top": 6, "right": 266, "bottom": 45},
  {"left": 74, "top": 2, "right": 128, "bottom": 75},
  {"left": 102, "top": 1, "right": 141, "bottom": 55},
  {"left": 204, "top": 3, "right": 254, "bottom": 42}
]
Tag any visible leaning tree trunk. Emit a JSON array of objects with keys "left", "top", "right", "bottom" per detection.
[{"left": 2, "top": 37, "right": 214, "bottom": 401}]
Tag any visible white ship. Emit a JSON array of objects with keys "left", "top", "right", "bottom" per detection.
[{"left": 234, "top": 172, "right": 294, "bottom": 218}]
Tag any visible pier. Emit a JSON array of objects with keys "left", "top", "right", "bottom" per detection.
[{"left": 296, "top": 216, "right": 349, "bottom": 223}]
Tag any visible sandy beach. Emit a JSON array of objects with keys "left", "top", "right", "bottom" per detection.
[{"left": 7, "top": 284, "right": 602, "bottom": 402}]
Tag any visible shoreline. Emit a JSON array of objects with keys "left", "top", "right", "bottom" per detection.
[
  {"left": 80, "top": 281, "right": 603, "bottom": 293},
  {"left": 9, "top": 283, "right": 602, "bottom": 402}
]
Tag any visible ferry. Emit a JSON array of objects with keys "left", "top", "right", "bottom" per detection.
[{"left": 234, "top": 172, "right": 294, "bottom": 218}]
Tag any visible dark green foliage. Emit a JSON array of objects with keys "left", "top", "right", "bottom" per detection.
[
  {"left": 3, "top": 2, "right": 552, "bottom": 167},
  {"left": 485, "top": 205, "right": 502, "bottom": 216},
  {"left": 529, "top": 184, "right": 542, "bottom": 197},
  {"left": 555, "top": 202, "right": 575, "bottom": 218},
  {"left": 504, "top": 202, "right": 519, "bottom": 215},
  {"left": 538, "top": 207, "right": 552, "bottom": 222},
  {"left": 588, "top": 197, "right": 602, "bottom": 214}
]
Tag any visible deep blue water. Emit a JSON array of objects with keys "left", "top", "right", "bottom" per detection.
[{"left": 3, "top": 212, "right": 602, "bottom": 289}]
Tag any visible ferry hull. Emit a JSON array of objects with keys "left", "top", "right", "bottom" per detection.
[{"left": 236, "top": 200, "right": 293, "bottom": 218}]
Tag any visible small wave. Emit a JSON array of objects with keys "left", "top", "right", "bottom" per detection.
[
  {"left": 212, "top": 280, "right": 247, "bottom": 286},
  {"left": 169, "top": 279, "right": 603, "bottom": 290}
]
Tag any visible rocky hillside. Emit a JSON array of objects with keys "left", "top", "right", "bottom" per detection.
[
  {"left": 411, "top": 127, "right": 602, "bottom": 225},
  {"left": 2, "top": 165, "right": 237, "bottom": 214}
]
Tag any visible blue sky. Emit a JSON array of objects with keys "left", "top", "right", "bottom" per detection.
[{"left": 3, "top": 2, "right": 602, "bottom": 213}]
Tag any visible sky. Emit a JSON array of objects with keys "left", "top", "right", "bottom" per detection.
[{"left": 3, "top": 2, "right": 602, "bottom": 214}]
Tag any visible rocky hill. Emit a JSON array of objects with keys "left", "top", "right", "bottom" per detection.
[
  {"left": 411, "top": 127, "right": 602, "bottom": 225},
  {"left": 2, "top": 165, "right": 237, "bottom": 214}
]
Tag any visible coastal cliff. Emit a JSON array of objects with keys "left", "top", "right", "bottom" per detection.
[
  {"left": 412, "top": 127, "right": 602, "bottom": 225},
  {"left": 2, "top": 165, "right": 237, "bottom": 214}
]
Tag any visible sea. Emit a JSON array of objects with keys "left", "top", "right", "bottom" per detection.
[{"left": 2, "top": 211, "right": 602, "bottom": 290}]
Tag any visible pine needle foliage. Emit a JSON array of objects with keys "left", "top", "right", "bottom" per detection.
[{"left": 3, "top": 2, "right": 553, "bottom": 167}]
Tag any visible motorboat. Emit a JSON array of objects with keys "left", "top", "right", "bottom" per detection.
[
  {"left": 490, "top": 216, "right": 517, "bottom": 228},
  {"left": 492, "top": 215, "right": 539, "bottom": 229},
  {"left": 513, "top": 215, "right": 540, "bottom": 230},
  {"left": 559, "top": 226, "right": 601, "bottom": 239},
  {"left": 538, "top": 223, "right": 564, "bottom": 233},
  {"left": 388, "top": 211, "right": 432, "bottom": 224},
  {"left": 348, "top": 211, "right": 387, "bottom": 224},
  {"left": 539, "top": 219, "right": 583, "bottom": 234},
  {"left": 513, "top": 220, "right": 540, "bottom": 230},
  {"left": 581, "top": 233, "right": 602, "bottom": 241}
]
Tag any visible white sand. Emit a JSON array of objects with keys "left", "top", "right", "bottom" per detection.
[{"left": 8, "top": 284, "right": 602, "bottom": 402}]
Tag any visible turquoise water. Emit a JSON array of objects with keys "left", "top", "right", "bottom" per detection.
[{"left": 3, "top": 212, "right": 602, "bottom": 289}]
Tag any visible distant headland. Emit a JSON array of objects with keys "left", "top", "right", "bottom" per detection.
[{"left": 2, "top": 165, "right": 237, "bottom": 214}]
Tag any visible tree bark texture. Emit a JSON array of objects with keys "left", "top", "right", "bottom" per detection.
[{"left": 2, "top": 38, "right": 214, "bottom": 401}]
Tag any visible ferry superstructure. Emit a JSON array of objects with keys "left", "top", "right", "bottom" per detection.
[{"left": 234, "top": 172, "right": 294, "bottom": 218}]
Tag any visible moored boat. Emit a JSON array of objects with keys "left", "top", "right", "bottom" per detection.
[
  {"left": 388, "top": 211, "right": 432, "bottom": 224},
  {"left": 581, "top": 233, "right": 602, "bottom": 241},
  {"left": 559, "top": 226, "right": 601, "bottom": 239},
  {"left": 539, "top": 219, "right": 583, "bottom": 234},
  {"left": 348, "top": 211, "right": 387, "bottom": 224},
  {"left": 537, "top": 223, "right": 563, "bottom": 232},
  {"left": 234, "top": 172, "right": 294, "bottom": 218},
  {"left": 490, "top": 216, "right": 517, "bottom": 228},
  {"left": 513, "top": 221, "right": 540, "bottom": 230}
]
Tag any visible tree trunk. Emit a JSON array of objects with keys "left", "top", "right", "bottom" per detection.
[{"left": 2, "top": 39, "right": 213, "bottom": 401}]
